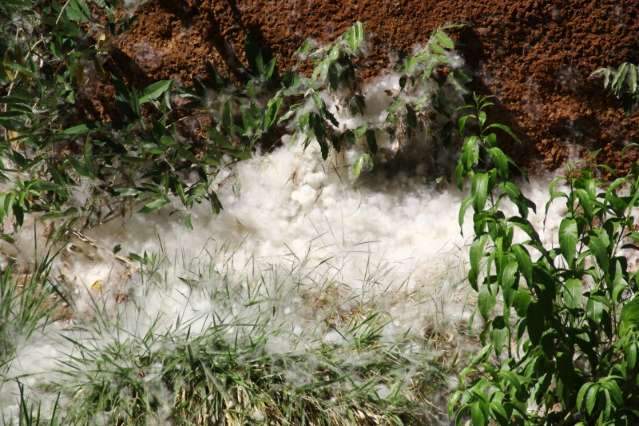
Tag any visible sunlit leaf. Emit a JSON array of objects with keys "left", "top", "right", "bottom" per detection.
[{"left": 139, "top": 80, "right": 173, "bottom": 105}]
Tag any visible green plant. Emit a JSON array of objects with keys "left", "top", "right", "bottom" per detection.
[
  {"left": 58, "top": 320, "right": 430, "bottom": 425},
  {"left": 32, "top": 247, "right": 453, "bottom": 426},
  {"left": 280, "top": 22, "right": 368, "bottom": 161},
  {"left": 0, "top": 0, "right": 260, "bottom": 236},
  {"left": 0, "top": 12, "right": 470, "bottom": 241},
  {"left": 380, "top": 25, "right": 470, "bottom": 178},
  {"left": 0, "top": 255, "right": 58, "bottom": 372},
  {"left": 1, "top": 381, "right": 61, "bottom": 426},
  {"left": 282, "top": 23, "right": 468, "bottom": 179},
  {"left": 449, "top": 94, "right": 639, "bottom": 424},
  {"left": 387, "top": 26, "right": 469, "bottom": 125},
  {"left": 298, "top": 21, "right": 366, "bottom": 94},
  {"left": 592, "top": 62, "right": 639, "bottom": 113}
]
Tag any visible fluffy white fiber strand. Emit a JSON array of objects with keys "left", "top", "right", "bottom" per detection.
[{"left": 0, "top": 73, "right": 567, "bottom": 419}]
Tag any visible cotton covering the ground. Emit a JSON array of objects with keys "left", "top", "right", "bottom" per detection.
[{"left": 0, "top": 74, "right": 567, "bottom": 424}]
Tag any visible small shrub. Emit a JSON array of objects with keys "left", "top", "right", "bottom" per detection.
[
  {"left": 282, "top": 23, "right": 469, "bottom": 178},
  {"left": 450, "top": 94, "right": 639, "bottom": 424}
]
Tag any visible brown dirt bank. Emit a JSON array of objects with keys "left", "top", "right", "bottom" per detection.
[{"left": 116, "top": 0, "right": 639, "bottom": 174}]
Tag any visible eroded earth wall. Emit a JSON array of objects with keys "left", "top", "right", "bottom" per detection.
[{"left": 116, "top": 0, "right": 639, "bottom": 173}]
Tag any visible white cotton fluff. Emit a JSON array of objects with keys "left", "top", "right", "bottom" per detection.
[{"left": 0, "top": 71, "right": 568, "bottom": 419}]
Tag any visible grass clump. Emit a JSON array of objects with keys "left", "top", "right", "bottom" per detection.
[
  {"left": 0, "top": 257, "right": 58, "bottom": 373},
  {"left": 1, "top": 246, "right": 465, "bottom": 425},
  {"left": 59, "top": 320, "right": 441, "bottom": 425}
]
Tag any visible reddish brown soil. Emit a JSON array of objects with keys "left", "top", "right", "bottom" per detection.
[{"left": 116, "top": 0, "right": 639, "bottom": 174}]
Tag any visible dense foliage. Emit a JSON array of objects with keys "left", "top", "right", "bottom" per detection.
[
  {"left": 0, "top": 0, "right": 255, "bottom": 236},
  {"left": 0, "top": 1, "right": 468, "bottom": 241},
  {"left": 3, "top": 1, "right": 639, "bottom": 424},
  {"left": 450, "top": 95, "right": 639, "bottom": 424}
]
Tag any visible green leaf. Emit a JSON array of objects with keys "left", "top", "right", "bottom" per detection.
[
  {"left": 626, "top": 342, "right": 638, "bottom": 369},
  {"left": 559, "top": 218, "right": 578, "bottom": 266},
  {"left": 627, "top": 64, "right": 638, "bottom": 94},
  {"left": 612, "top": 260, "right": 628, "bottom": 301},
  {"left": 455, "top": 161, "right": 465, "bottom": 190},
  {"left": 575, "top": 188, "right": 594, "bottom": 218},
  {"left": 509, "top": 217, "right": 541, "bottom": 243},
  {"left": 588, "top": 228, "right": 610, "bottom": 272},
  {"left": 577, "top": 383, "right": 592, "bottom": 411},
  {"left": 448, "top": 391, "right": 461, "bottom": 418},
  {"left": 478, "top": 286, "right": 496, "bottom": 320},
  {"left": 263, "top": 96, "right": 282, "bottom": 130},
  {"left": 65, "top": 0, "right": 91, "bottom": 22},
  {"left": 459, "top": 195, "right": 473, "bottom": 229},
  {"left": 620, "top": 296, "right": 639, "bottom": 337},
  {"left": 403, "top": 56, "right": 417, "bottom": 76},
  {"left": 182, "top": 214, "right": 193, "bottom": 230},
  {"left": 592, "top": 67, "right": 612, "bottom": 88},
  {"left": 326, "top": 62, "right": 340, "bottom": 89},
  {"left": 365, "top": 129, "right": 377, "bottom": 154},
  {"left": 159, "top": 135, "right": 175, "bottom": 146},
  {"left": 527, "top": 302, "right": 544, "bottom": 344},
  {"left": 487, "top": 147, "right": 509, "bottom": 177},
  {"left": 512, "top": 244, "right": 532, "bottom": 284},
  {"left": 353, "top": 125, "right": 368, "bottom": 139},
  {"left": 62, "top": 124, "right": 90, "bottom": 135},
  {"left": 345, "top": 21, "right": 364, "bottom": 52},
  {"left": 434, "top": 30, "right": 455, "bottom": 50},
  {"left": 491, "top": 316, "right": 508, "bottom": 356},
  {"left": 472, "top": 173, "right": 489, "bottom": 211},
  {"left": 478, "top": 110, "right": 487, "bottom": 127},
  {"left": 462, "top": 136, "right": 480, "bottom": 169},
  {"left": 562, "top": 278, "right": 583, "bottom": 310},
  {"left": 295, "top": 39, "right": 315, "bottom": 58},
  {"left": 500, "top": 181, "right": 535, "bottom": 218},
  {"left": 484, "top": 123, "right": 521, "bottom": 144},
  {"left": 489, "top": 401, "right": 508, "bottom": 424},
  {"left": 0, "top": 193, "right": 6, "bottom": 222},
  {"left": 429, "top": 42, "right": 446, "bottom": 56},
  {"left": 222, "top": 100, "right": 234, "bottom": 134},
  {"left": 209, "top": 191, "right": 223, "bottom": 213},
  {"left": 115, "top": 188, "right": 140, "bottom": 197},
  {"left": 458, "top": 114, "right": 472, "bottom": 136},
  {"left": 318, "top": 138, "right": 329, "bottom": 160},
  {"left": 469, "top": 236, "right": 488, "bottom": 289},
  {"left": 140, "top": 196, "right": 170, "bottom": 213},
  {"left": 470, "top": 402, "right": 486, "bottom": 426},
  {"left": 266, "top": 57, "right": 277, "bottom": 79},
  {"left": 320, "top": 102, "right": 339, "bottom": 127},
  {"left": 501, "top": 258, "right": 518, "bottom": 306},
  {"left": 612, "top": 63, "right": 628, "bottom": 94},
  {"left": 352, "top": 154, "right": 373, "bottom": 179},
  {"left": 586, "top": 297, "right": 606, "bottom": 324},
  {"left": 585, "top": 385, "right": 598, "bottom": 415},
  {"left": 484, "top": 132, "right": 497, "bottom": 146},
  {"left": 601, "top": 378, "right": 623, "bottom": 406},
  {"left": 139, "top": 80, "right": 173, "bottom": 105}
]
